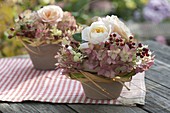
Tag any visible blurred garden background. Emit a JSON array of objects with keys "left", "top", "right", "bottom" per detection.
[{"left": 0, "top": 0, "right": 170, "bottom": 57}]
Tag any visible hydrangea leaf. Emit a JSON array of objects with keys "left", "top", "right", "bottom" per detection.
[
  {"left": 73, "top": 33, "right": 82, "bottom": 42},
  {"left": 70, "top": 73, "right": 85, "bottom": 78}
]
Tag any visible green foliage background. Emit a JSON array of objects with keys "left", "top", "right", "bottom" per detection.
[{"left": 0, "top": 0, "right": 148, "bottom": 57}]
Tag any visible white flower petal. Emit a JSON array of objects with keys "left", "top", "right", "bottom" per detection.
[
  {"left": 81, "top": 21, "right": 110, "bottom": 44},
  {"left": 82, "top": 27, "right": 90, "bottom": 41},
  {"left": 79, "top": 43, "right": 89, "bottom": 49},
  {"left": 90, "top": 21, "right": 105, "bottom": 28},
  {"left": 99, "top": 15, "right": 132, "bottom": 40},
  {"left": 90, "top": 32, "right": 108, "bottom": 44}
]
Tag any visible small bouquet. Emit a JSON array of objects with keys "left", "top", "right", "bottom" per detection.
[
  {"left": 56, "top": 15, "right": 154, "bottom": 99},
  {"left": 8, "top": 5, "right": 80, "bottom": 70}
]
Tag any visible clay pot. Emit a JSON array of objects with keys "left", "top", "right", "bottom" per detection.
[
  {"left": 81, "top": 80, "right": 123, "bottom": 99},
  {"left": 26, "top": 44, "right": 60, "bottom": 70},
  {"left": 76, "top": 71, "right": 123, "bottom": 100}
]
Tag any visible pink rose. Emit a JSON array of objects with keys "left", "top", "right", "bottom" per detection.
[{"left": 37, "top": 5, "right": 63, "bottom": 23}]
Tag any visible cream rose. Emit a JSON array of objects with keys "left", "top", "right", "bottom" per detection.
[
  {"left": 82, "top": 21, "right": 110, "bottom": 45},
  {"left": 98, "top": 15, "right": 132, "bottom": 40},
  {"left": 37, "top": 5, "right": 63, "bottom": 23}
]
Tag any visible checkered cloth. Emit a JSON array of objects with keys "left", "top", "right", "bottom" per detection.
[{"left": 0, "top": 58, "right": 146, "bottom": 105}]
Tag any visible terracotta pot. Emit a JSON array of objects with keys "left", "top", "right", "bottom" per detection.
[
  {"left": 81, "top": 80, "right": 123, "bottom": 99},
  {"left": 26, "top": 44, "right": 60, "bottom": 70},
  {"left": 76, "top": 71, "right": 123, "bottom": 100}
]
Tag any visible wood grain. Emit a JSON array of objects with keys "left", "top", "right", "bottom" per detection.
[
  {"left": 68, "top": 104, "right": 147, "bottom": 113},
  {"left": 141, "top": 41, "right": 170, "bottom": 113},
  {"left": 0, "top": 103, "right": 18, "bottom": 113},
  {"left": 0, "top": 102, "right": 77, "bottom": 113},
  {"left": 141, "top": 79, "right": 170, "bottom": 113},
  {"left": 144, "top": 41, "right": 170, "bottom": 87}
]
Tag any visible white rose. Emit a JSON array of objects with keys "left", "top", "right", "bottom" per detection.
[
  {"left": 82, "top": 21, "right": 111, "bottom": 45},
  {"left": 98, "top": 15, "right": 132, "bottom": 40},
  {"left": 37, "top": 5, "right": 63, "bottom": 23}
]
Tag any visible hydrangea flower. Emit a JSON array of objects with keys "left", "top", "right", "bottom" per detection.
[{"left": 143, "top": 0, "right": 170, "bottom": 23}]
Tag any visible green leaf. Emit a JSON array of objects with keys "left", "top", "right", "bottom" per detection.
[
  {"left": 70, "top": 73, "right": 85, "bottom": 79},
  {"left": 73, "top": 33, "right": 82, "bottom": 42},
  {"left": 123, "top": 71, "right": 136, "bottom": 78}
]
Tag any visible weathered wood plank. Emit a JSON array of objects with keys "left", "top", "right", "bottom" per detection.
[
  {"left": 145, "top": 68, "right": 170, "bottom": 88},
  {"left": 140, "top": 93, "right": 170, "bottom": 113},
  {"left": 143, "top": 41, "right": 170, "bottom": 87},
  {"left": 26, "top": 103, "right": 77, "bottom": 113},
  {"left": 0, "top": 103, "right": 18, "bottom": 113},
  {"left": 139, "top": 41, "right": 170, "bottom": 113},
  {"left": 68, "top": 105, "right": 147, "bottom": 113},
  {"left": 140, "top": 79, "right": 170, "bottom": 113},
  {"left": 144, "top": 41, "right": 170, "bottom": 64},
  {"left": 0, "top": 102, "right": 77, "bottom": 113},
  {"left": 145, "top": 78, "right": 170, "bottom": 100}
]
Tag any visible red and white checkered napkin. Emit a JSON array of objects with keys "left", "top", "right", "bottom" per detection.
[{"left": 0, "top": 58, "right": 146, "bottom": 105}]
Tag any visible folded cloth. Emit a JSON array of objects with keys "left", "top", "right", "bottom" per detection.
[{"left": 0, "top": 58, "right": 146, "bottom": 105}]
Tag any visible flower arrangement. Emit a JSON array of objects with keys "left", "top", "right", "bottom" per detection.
[
  {"left": 7, "top": 5, "right": 80, "bottom": 70},
  {"left": 56, "top": 15, "right": 154, "bottom": 99},
  {"left": 57, "top": 15, "right": 154, "bottom": 78},
  {"left": 8, "top": 5, "right": 79, "bottom": 47}
]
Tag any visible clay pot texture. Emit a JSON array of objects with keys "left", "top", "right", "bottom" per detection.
[
  {"left": 26, "top": 44, "right": 60, "bottom": 70},
  {"left": 81, "top": 80, "right": 123, "bottom": 99}
]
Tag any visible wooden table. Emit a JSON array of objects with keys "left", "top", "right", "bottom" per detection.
[{"left": 0, "top": 41, "right": 170, "bottom": 113}]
